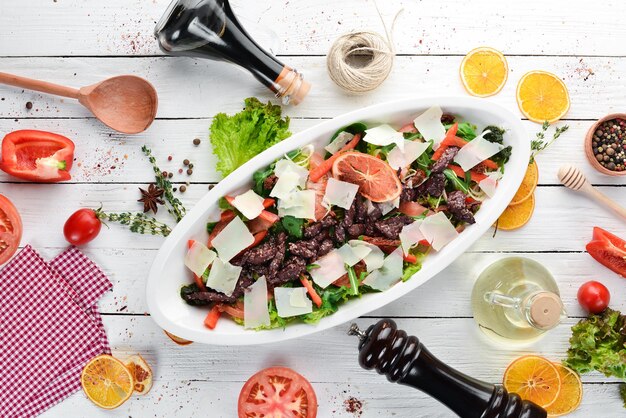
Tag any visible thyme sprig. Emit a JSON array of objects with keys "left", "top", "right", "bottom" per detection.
[
  {"left": 96, "top": 209, "right": 171, "bottom": 236},
  {"left": 142, "top": 145, "right": 187, "bottom": 223},
  {"left": 530, "top": 121, "right": 569, "bottom": 163}
]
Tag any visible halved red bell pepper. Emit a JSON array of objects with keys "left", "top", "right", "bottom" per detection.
[
  {"left": 0, "top": 130, "right": 75, "bottom": 182},
  {"left": 586, "top": 227, "right": 626, "bottom": 277}
]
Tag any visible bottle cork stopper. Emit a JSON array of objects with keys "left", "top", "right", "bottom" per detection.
[
  {"left": 529, "top": 292, "right": 563, "bottom": 329},
  {"left": 275, "top": 67, "right": 311, "bottom": 106}
]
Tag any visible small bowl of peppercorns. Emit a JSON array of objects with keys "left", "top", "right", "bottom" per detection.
[{"left": 585, "top": 113, "right": 626, "bottom": 176}]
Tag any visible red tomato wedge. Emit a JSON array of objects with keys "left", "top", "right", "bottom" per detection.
[
  {"left": 398, "top": 122, "right": 418, "bottom": 133},
  {"left": 0, "top": 194, "right": 22, "bottom": 265},
  {"left": 399, "top": 201, "right": 433, "bottom": 217},
  {"left": 238, "top": 367, "right": 318, "bottom": 418},
  {"left": 586, "top": 227, "right": 626, "bottom": 277}
]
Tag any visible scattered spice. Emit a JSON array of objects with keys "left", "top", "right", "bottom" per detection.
[
  {"left": 187, "top": 168, "right": 193, "bottom": 175},
  {"left": 168, "top": 172, "right": 173, "bottom": 179},
  {"left": 138, "top": 184, "right": 165, "bottom": 214},
  {"left": 142, "top": 145, "right": 187, "bottom": 222},
  {"left": 193, "top": 138, "right": 201, "bottom": 146},
  {"left": 168, "top": 155, "right": 173, "bottom": 161},
  {"left": 162, "top": 171, "right": 168, "bottom": 177},
  {"left": 344, "top": 397, "right": 363, "bottom": 416},
  {"left": 591, "top": 118, "right": 626, "bottom": 172},
  {"left": 183, "top": 159, "right": 190, "bottom": 166},
  {"left": 25, "top": 101, "right": 33, "bottom": 110},
  {"left": 178, "top": 168, "right": 183, "bottom": 174},
  {"left": 189, "top": 163, "right": 194, "bottom": 169},
  {"left": 179, "top": 185, "right": 187, "bottom": 193}
]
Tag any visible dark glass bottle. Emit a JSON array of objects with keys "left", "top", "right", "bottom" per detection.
[
  {"left": 349, "top": 320, "right": 547, "bottom": 418},
  {"left": 154, "top": 0, "right": 310, "bottom": 105}
]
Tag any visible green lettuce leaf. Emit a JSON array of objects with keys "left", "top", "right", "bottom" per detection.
[
  {"left": 563, "top": 308, "right": 626, "bottom": 380},
  {"left": 210, "top": 97, "right": 291, "bottom": 177}
]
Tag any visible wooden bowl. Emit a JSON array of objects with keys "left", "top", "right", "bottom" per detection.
[{"left": 585, "top": 113, "right": 626, "bottom": 176}]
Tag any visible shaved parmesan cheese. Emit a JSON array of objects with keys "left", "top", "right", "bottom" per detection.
[
  {"left": 413, "top": 106, "right": 446, "bottom": 146},
  {"left": 325, "top": 131, "right": 354, "bottom": 155},
  {"left": 378, "top": 196, "right": 400, "bottom": 215},
  {"left": 274, "top": 287, "right": 313, "bottom": 318},
  {"left": 323, "top": 178, "right": 359, "bottom": 209},
  {"left": 349, "top": 240, "right": 385, "bottom": 272},
  {"left": 211, "top": 216, "right": 255, "bottom": 261},
  {"left": 387, "top": 140, "right": 430, "bottom": 170},
  {"left": 399, "top": 221, "right": 425, "bottom": 255},
  {"left": 244, "top": 276, "right": 270, "bottom": 329},
  {"left": 362, "top": 248, "right": 404, "bottom": 291},
  {"left": 275, "top": 158, "right": 308, "bottom": 188},
  {"left": 310, "top": 250, "right": 348, "bottom": 289},
  {"left": 278, "top": 189, "right": 316, "bottom": 220},
  {"left": 232, "top": 189, "right": 265, "bottom": 220},
  {"left": 270, "top": 170, "right": 300, "bottom": 199},
  {"left": 453, "top": 131, "right": 505, "bottom": 171},
  {"left": 184, "top": 241, "right": 217, "bottom": 277},
  {"left": 419, "top": 212, "right": 458, "bottom": 251},
  {"left": 205, "top": 257, "right": 242, "bottom": 296},
  {"left": 364, "top": 124, "right": 404, "bottom": 151},
  {"left": 337, "top": 243, "right": 372, "bottom": 267},
  {"left": 478, "top": 171, "right": 501, "bottom": 198}
]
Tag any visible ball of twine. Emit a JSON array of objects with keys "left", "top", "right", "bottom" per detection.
[{"left": 326, "top": 31, "right": 394, "bottom": 94}]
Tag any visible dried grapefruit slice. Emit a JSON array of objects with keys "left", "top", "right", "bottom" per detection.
[
  {"left": 124, "top": 354, "right": 153, "bottom": 395},
  {"left": 332, "top": 152, "right": 402, "bottom": 202},
  {"left": 503, "top": 355, "right": 562, "bottom": 408},
  {"left": 81, "top": 355, "right": 134, "bottom": 409},
  {"left": 460, "top": 47, "right": 509, "bottom": 97},
  {"left": 545, "top": 364, "right": 582, "bottom": 417}
]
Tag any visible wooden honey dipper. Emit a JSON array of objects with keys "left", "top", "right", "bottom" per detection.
[{"left": 558, "top": 164, "right": 626, "bottom": 220}]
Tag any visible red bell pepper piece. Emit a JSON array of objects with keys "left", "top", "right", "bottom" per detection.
[
  {"left": 300, "top": 275, "right": 322, "bottom": 308},
  {"left": 431, "top": 124, "right": 459, "bottom": 160},
  {"left": 309, "top": 133, "right": 362, "bottom": 182},
  {"left": 447, "top": 164, "right": 487, "bottom": 182},
  {"left": 204, "top": 305, "right": 222, "bottom": 329},
  {"left": 0, "top": 130, "right": 75, "bottom": 182}
]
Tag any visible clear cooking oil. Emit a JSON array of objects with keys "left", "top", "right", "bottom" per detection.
[{"left": 471, "top": 257, "right": 566, "bottom": 346}]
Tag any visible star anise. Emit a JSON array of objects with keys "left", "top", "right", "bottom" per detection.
[{"left": 138, "top": 184, "right": 165, "bottom": 214}]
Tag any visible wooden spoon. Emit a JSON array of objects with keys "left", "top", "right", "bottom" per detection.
[
  {"left": 558, "top": 164, "right": 626, "bottom": 220},
  {"left": 0, "top": 72, "right": 158, "bottom": 134}
]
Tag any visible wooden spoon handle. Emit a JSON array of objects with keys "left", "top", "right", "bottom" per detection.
[
  {"left": 582, "top": 183, "right": 626, "bottom": 220},
  {"left": 0, "top": 72, "right": 80, "bottom": 99}
]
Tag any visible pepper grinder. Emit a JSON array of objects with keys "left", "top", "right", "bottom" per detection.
[{"left": 349, "top": 320, "right": 547, "bottom": 418}]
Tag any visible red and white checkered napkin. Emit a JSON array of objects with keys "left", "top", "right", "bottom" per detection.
[{"left": 0, "top": 245, "right": 112, "bottom": 418}]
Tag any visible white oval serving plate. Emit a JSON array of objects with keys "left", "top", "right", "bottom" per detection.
[{"left": 147, "top": 96, "right": 529, "bottom": 345}]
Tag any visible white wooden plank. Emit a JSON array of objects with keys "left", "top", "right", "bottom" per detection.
[
  {"left": 69, "top": 248, "right": 626, "bottom": 319},
  {"left": 0, "top": 55, "right": 619, "bottom": 120},
  {"left": 41, "top": 379, "right": 622, "bottom": 418},
  {"left": 2, "top": 0, "right": 626, "bottom": 57},
  {"left": 3, "top": 182, "right": 625, "bottom": 252},
  {"left": 45, "top": 314, "right": 626, "bottom": 386},
  {"left": 0, "top": 118, "right": 619, "bottom": 186}
]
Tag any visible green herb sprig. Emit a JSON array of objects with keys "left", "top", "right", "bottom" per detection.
[
  {"left": 97, "top": 210, "right": 171, "bottom": 236},
  {"left": 142, "top": 145, "right": 187, "bottom": 223},
  {"left": 530, "top": 121, "right": 569, "bottom": 163}
]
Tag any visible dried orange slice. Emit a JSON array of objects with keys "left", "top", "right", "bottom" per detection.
[
  {"left": 503, "top": 355, "right": 562, "bottom": 408},
  {"left": 516, "top": 71, "right": 570, "bottom": 123},
  {"left": 124, "top": 354, "right": 153, "bottom": 395},
  {"left": 81, "top": 355, "right": 134, "bottom": 409},
  {"left": 545, "top": 364, "right": 583, "bottom": 417},
  {"left": 460, "top": 47, "right": 508, "bottom": 97},
  {"left": 332, "top": 151, "right": 402, "bottom": 202},
  {"left": 497, "top": 194, "right": 535, "bottom": 230},
  {"left": 164, "top": 330, "right": 193, "bottom": 346},
  {"left": 510, "top": 161, "right": 539, "bottom": 206}
]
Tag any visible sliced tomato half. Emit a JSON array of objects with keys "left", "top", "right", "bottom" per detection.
[
  {"left": 0, "top": 194, "right": 22, "bottom": 264},
  {"left": 238, "top": 367, "right": 317, "bottom": 418}
]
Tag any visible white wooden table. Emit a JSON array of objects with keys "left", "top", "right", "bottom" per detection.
[{"left": 1, "top": 1, "right": 625, "bottom": 416}]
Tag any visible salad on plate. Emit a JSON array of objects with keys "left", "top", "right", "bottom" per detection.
[{"left": 180, "top": 106, "right": 512, "bottom": 331}]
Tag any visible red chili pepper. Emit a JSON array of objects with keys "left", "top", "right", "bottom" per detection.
[{"left": 0, "top": 130, "right": 75, "bottom": 182}]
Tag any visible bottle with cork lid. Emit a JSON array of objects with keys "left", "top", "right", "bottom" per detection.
[
  {"left": 471, "top": 257, "right": 567, "bottom": 346},
  {"left": 154, "top": 0, "right": 310, "bottom": 105}
]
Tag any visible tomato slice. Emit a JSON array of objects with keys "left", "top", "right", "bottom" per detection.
[
  {"left": 0, "top": 194, "right": 22, "bottom": 265},
  {"left": 238, "top": 367, "right": 317, "bottom": 418}
]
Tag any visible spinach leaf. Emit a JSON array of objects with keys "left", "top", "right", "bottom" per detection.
[
  {"left": 281, "top": 215, "right": 304, "bottom": 238},
  {"left": 252, "top": 164, "right": 275, "bottom": 197},
  {"left": 444, "top": 168, "right": 470, "bottom": 193}
]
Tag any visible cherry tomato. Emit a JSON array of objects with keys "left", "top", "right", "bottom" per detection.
[
  {"left": 63, "top": 209, "right": 102, "bottom": 246},
  {"left": 238, "top": 367, "right": 317, "bottom": 418},
  {"left": 577, "top": 281, "right": 610, "bottom": 314},
  {"left": 0, "top": 194, "right": 23, "bottom": 264}
]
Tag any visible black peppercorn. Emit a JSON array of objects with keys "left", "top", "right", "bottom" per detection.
[{"left": 193, "top": 138, "right": 201, "bottom": 146}]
